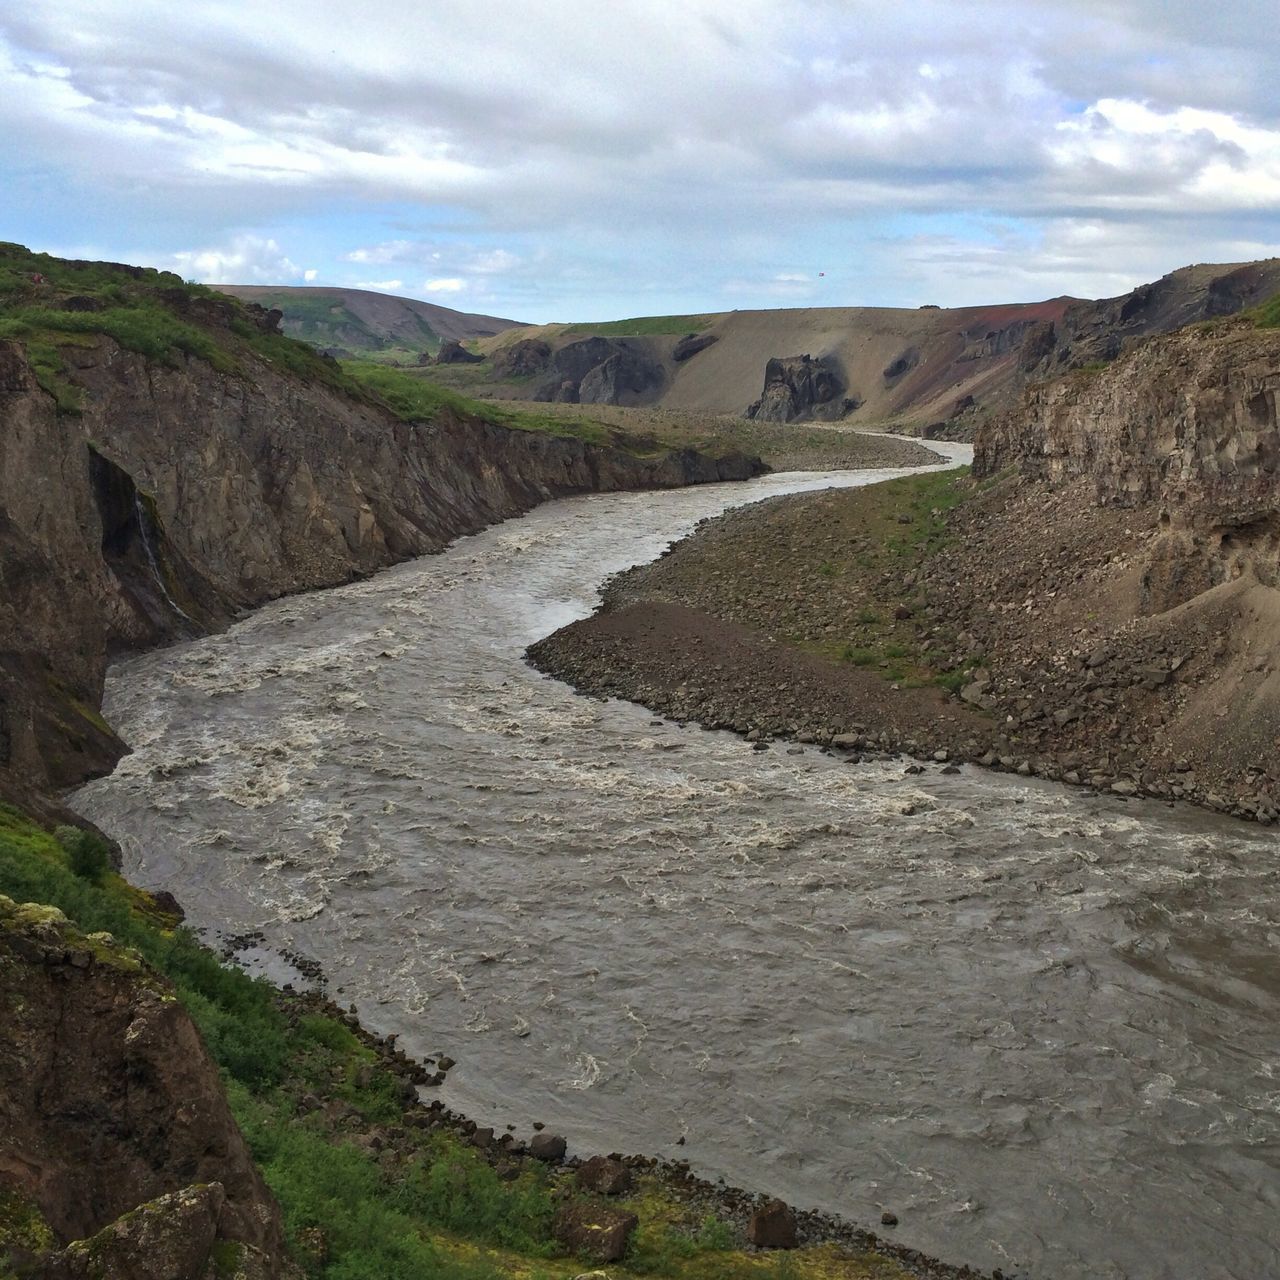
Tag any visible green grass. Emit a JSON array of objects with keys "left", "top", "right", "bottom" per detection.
[
  {"left": 1250, "top": 292, "right": 1280, "bottom": 329},
  {"left": 564, "top": 314, "right": 714, "bottom": 337}
]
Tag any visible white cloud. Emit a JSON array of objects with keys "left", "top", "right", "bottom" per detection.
[
  {"left": 2, "top": 1, "right": 1280, "bottom": 314},
  {"left": 354, "top": 278, "right": 404, "bottom": 291},
  {"left": 167, "top": 234, "right": 308, "bottom": 284}
]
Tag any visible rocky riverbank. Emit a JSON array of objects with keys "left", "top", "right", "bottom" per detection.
[{"left": 530, "top": 442, "right": 1280, "bottom": 824}]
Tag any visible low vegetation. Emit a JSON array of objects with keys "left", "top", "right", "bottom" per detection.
[
  {"left": 564, "top": 314, "right": 714, "bottom": 337},
  {"left": 0, "top": 804, "right": 914, "bottom": 1280}
]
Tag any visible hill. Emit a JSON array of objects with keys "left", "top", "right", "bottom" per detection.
[
  {"left": 216, "top": 283, "right": 523, "bottom": 360},
  {"left": 413, "top": 259, "right": 1280, "bottom": 435}
]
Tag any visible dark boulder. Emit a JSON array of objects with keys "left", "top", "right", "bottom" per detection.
[
  {"left": 747, "top": 1199, "right": 797, "bottom": 1249},
  {"left": 575, "top": 1155, "right": 633, "bottom": 1196},
  {"left": 433, "top": 340, "right": 484, "bottom": 365},
  {"left": 672, "top": 332, "right": 718, "bottom": 362},
  {"left": 552, "top": 1202, "right": 638, "bottom": 1263},
  {"left": 882, "top": 347, "right": 919, "bottom": 381},
  {"left": 528, "top": 1132, "right": 567, "bottom": 1162}
]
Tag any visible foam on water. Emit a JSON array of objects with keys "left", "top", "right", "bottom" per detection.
[{"left": 73, "top": 450, "right": 1280, "bottom": 1280}]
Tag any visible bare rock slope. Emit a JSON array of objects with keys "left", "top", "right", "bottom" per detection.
[{"left": 0, "top": 896, "right": 289, "bottom": 1279}]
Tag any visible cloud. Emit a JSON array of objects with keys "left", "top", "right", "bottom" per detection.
[
  {"left": 165, "top": 234, "right": 309, "bottom": 284},
  {"left": 1, "top": 1, "right": 1279, "bottom": 316}
]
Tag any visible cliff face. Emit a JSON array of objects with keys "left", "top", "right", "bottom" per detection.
[
  {"left": 975, "top": 322, "right": 1280, "bottom": 607},
  {"left": 0, "top": 896, "right": 287, "bottom": 1279},
  {"left": 0, "top": 336, "right": 761, "bottom": 811}
]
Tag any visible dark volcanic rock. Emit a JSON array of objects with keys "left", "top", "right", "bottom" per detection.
[
  {"left": 882, "top": 347, "right": 919, "bottom": 381},
  {"left": 535, "top": 337, "right": 665, "bottom": 406},
  {"left": 528, "top": 1132, "right": 567, "bottom": 1162},
  {"left": 672, "top": 332, "right": 718, "bottom": 361},
  {"left": 747, "top": 1199, "right": 797, "bottom": 1249},
  {"left": 746, "top": 354, "right": 844, "bottom": 423},
  {"left": 552, "top": 1202, "right": 638, "bottom": 1263},
  {"left": 491, "top": 337, "right": 551, "bottom": 378},
  {"left": 433, "top": 339, "right": 484, "bottom": 365}
]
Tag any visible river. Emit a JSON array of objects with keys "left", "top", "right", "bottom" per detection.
[{"left": 73, "top": 446, "right": 1279, "bottom": 1280}]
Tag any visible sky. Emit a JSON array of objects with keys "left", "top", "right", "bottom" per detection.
[{"left": 3, "top": 0, "right": 1280, "bottom": 322}]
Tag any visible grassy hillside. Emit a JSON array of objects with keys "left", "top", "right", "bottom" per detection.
[
  {"left": 218, "top": 284, "right": 522, "bottom": 363},
  {"left": 0, "top": 244, "right": 677, "bottom": 455}
]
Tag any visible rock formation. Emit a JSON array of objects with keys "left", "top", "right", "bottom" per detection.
[
  {"left": 0, "top": 896, "right": 288, "bottom": 1278},
  {"left": 745, "top": 354, "right": 846, "bottom": 423},
  {"left": 433, "top": 339, "right": 484, "bottom": 365},
  {"left": 532, "top": 337, "right": 665, "bottom": 406}
]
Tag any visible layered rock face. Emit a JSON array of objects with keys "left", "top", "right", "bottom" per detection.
[
  {"left": 976, "top": 322, "right": 1280, "bottom": 605},
  {"left": 0, "top": 897, "right": 288, "bottom": 1278},
  {"left": 0, "top": 336, "right": 760, "bottom": 810}
]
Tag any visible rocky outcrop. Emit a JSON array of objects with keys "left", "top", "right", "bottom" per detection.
[
  {"left": 1018, "top": 260, "right": 1280, "bottom": 383},
  {"left": 0, "top": 336, "right": 761, "bottom": 811},
  {"left": 433, "top": 339, "right": 484, "bottom": 365},
  {"left": 0, "top": 897, "right": 288, "bottom": 1278},
  {"left": 490, "top": 337, "right": 551, "bottom": 379},
  {"left": 745, "top": 354, "right": 847, "bottom": 423},
  {"left": 534, "top": 337, "right": 665, "bottom": 406},
  {"left": 671, "top": 332, "right": 717, "bottom": 362},
  {"left": 976, "top": 322, "right": 1280, "bottom": 601}
]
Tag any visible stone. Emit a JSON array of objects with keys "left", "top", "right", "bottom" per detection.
[
  {"left": 748, "top": 1199, "right": 797, "bottom": 1249},
  {"left": 529, "top": 1132, "right": 568, "bottom": 1162},
  {"left": 576, "top": 1155, "right": 634, "bottom": 1196},
  {"left": 552, "top": 1202, "right": 638, "bottom": 1263}
]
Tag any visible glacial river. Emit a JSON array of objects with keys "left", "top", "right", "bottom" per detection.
[{"left": 74, "top": 446, "right": 1279, "bottom": 1280}]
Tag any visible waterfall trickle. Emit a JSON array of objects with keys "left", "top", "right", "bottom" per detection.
[{"left": 133, "top": 494, "right": 195, "bottom": 625}]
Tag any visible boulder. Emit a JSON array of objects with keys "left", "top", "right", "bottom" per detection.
[
  {"left": 552, "top": 1202, "right": 638, "bottom": 1263},
  {"left": 747, "top": 1198, "right": 797, "bottom": 1249},
  {"left": 672, "top": 332, "right": 718, "bottom": 362},
  {"left": 528, "top": 1132, "right": 567, "bottom": 1162},
  {"left": 575, "top": 1155, "right": 633, "bottom": 1196}
]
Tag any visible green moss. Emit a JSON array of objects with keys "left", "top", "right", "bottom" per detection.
[{"left": 0, "top": 1188, "right": 56, "bottom": 1254}]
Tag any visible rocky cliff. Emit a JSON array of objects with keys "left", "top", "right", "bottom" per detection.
[
  {"left": 976, "top": 321, "right": 1280, "bottom": 607},
  {"left": 0, "top": 896, "right": 288, "bottom": 1279},
  {"left": 0, "top": 329, "right": 760, "bottom": 814}
]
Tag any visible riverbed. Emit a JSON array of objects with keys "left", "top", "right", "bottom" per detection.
[{"left": 73, "top": 448, "right": 1280, "bottom": 1280}]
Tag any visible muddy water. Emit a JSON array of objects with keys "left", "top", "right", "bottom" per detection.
[{"left": 74, "top": 449, "right": 1279, "bottom": 1280}]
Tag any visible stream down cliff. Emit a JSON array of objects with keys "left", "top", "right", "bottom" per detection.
[{"left": 72, "top": 452, "right": 1279, "bottom": 1280}]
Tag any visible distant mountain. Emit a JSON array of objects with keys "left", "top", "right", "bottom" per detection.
[{"left": 216, "top": 285, "right": 523, "bottom": 358}]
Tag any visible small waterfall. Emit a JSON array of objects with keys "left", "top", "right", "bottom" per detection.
[{"left": 133, "top": 493, "right": 195, "bottom": 625}]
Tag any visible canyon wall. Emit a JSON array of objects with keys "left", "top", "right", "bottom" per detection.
[{"left": 0, "top": 336, "right": 761, "bottom": 812}]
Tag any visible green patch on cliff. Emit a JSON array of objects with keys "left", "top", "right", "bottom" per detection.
[
  {"left": 0, "top": 242, "right": 375, "bottom": 412},
  {"left": 0, "top": 1188, "right": 55, "bottom": 1256},
  {"left": 1251, "top": 292, "right": 1280, "bottom": 329},
  {"left": 565, "top": 314, "right": 714, "bottom": 337},
  {"left": 343, "top": 362, "right": 620, "bottom": 449}
]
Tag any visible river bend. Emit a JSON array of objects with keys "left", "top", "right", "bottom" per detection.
[{"left": 74, "top": 450, "right": 1280, "bottom": 1279}]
